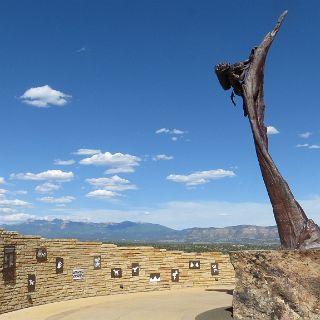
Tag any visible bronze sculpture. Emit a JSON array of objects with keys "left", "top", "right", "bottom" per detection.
[{"left": 215, "top": 11, "right": 320, "bottom": 250}]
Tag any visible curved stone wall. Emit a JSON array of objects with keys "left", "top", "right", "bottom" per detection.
[{"left": 0, "top": 229, "right": 235, "bottom": 314}]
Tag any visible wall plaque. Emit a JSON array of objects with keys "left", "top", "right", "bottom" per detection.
[
  {"left": 3, "top": 246, "right": 16, "bottom": 282},
  {"left": 111, "top": 268, "right": 122, "bottom": 278},
  {"left": 72, "top": 269, "right": 84, "bottom": 280},
  {"left": 56, "top": 257, "right": 64, "bottom": 274},
  {"left": 93, "top": 256, "right": 101, "bottom": 270},
  {"left": 131, "top": 263, "right": 140, "bottom": 276},
  {"left": 36, "top": 248, "right": 47, "bottom": 262},
  {"left": 171, "top": 269, "right": 179, "bottom": 282},
  {"left": 150, "top": 273, "right": 160, "bottom": 282},
  {"left": 28, "top": 274, "right": 36, "bottom": 292},
  {"left": 211, "top": 262, "right": 219, "bottom": 275},
  {"left": 189, "top": 260, "right": 200, "bottom": 269}
]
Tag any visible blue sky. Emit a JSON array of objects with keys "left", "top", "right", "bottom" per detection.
[{"left": 0, "top": 0, "right": 319, "bottom": 229}]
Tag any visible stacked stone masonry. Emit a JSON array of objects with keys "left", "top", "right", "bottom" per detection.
[{"left": 0, "top": 229, "right": 235, "bottom": 314}]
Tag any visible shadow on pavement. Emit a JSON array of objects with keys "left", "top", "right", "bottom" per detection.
[
  {"left": 195, "top": 306, "right": 233, "bottom": 320},
  {"left": 205, "top": 288, "right": 233, "bottom": 295}
]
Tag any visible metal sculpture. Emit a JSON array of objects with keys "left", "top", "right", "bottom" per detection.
[{"left": 215, "top": 11, "right": 320, "bottom": 249}]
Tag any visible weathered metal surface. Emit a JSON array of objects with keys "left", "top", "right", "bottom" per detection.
[{"left": 214, "top": 11, "right": 320, "bottom": 250}]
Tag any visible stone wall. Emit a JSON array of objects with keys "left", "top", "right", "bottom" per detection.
[
  {"left": 230, "top": 250, "right": 320, "bottom": 320},
  {"left": 0, "top": 229, "right": 235, "bottom": 314}
]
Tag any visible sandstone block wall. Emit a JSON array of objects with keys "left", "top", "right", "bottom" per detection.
[
  {"left": 230, "top": 250, "right": 320, "bottom": 320},
  {"left": 0, "top": 229, "right": 235, "bottom": 314}
]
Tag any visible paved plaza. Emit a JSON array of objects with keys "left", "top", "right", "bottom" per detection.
[{"left": 0, "top": 287, "right": 233, "bottom": 320}]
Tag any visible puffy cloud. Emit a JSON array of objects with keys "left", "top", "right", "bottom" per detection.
[
  {"left": 155, "top": 128, "right": 186, "bottom": 135},
  {"left": 35, "top": 182, "right": 61, "bottom": 194},
  {"left": 266, "top": 126, "right": 280, "bottom": 135},
  {"left": 73, "top": 148, "right": 101, "bottom": 156},
  {"left": 0, "top": 208, "right": 17, "bottom": 213},
  {"left": 86, "top": 175, "right": 136, "bottom": 191},
  {"left": 11, "top": 170, "right": 73, "bottom": 182},
  {"left": 167, "top": 169, "right": 235, "bottom": 186},
  {"left": 0, "top": 213, "right": 36, "bottom": 223},
  {"left": 20, "top": 85, "right": 71, "bottom": 108},
  {"left": 105, "top": 167, "right": 135, "bottom": 174},
  {"left": 0, "top": 199, "right": 30, "bottom": 206},
  {"left": 37, "top": 196, "right": 75, "bottom": 204},
  {"left": 152, "top": 154, "right": 174, "bottom": 161},
  {"left": 298, "top": 132, "right": 312, "bottom": 139},
  {"left": 12, "top": 190, "right": 28, "bottom": 195},
  {"left": 0, "top": 189, "right": 8, "bottom": 195},
  {"left": 86, "top": 189, "right": 120, "bottom": 199},
  {"left": 79, "top": 152, "right": 140, "bottom": 173},
  {"left": 171, "top": 137, "right": 178, "bottom": 141},
  {"left": 54, "top": 159, "right": 75, "bottom": 166},
  {"left": 0, "top": 189, "right": 27, "bottom": 197},
  {"left": 0, "top": 177, "right": 5, "bottom": 184}
]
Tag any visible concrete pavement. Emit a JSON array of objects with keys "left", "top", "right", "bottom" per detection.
[{"left": 0, "top": 287, "right": 233, "bottom": 320}]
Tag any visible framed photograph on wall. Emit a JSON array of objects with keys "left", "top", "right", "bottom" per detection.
[
  {"left": 56, "top": 257, "right": 64, "bottom": 274},
  {"left": 28, "top": 274, "right": 36, "bottom": 292},
  {"left": 93, "top": 256, "right": 101, "bottom": 270},
  {"left": 36, "top": 248, "right": 47, "bottom": 262},
  {"left": 3, "top": 246, "right": 16, "bottom": 282}
]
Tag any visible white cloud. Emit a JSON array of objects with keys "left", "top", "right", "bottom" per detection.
[
  {"left": 11, "top": 170, "right": 74, "bottom": 182},
  {"left": 155, "top": 128, "right": 170, "bottom": 134},
  {"left": 0, "top": 177, "right": 5, "bottom": 184},
  {"left": 171, "top": 137, "right": 178, "bottom": 141},
  {"left": 267, "top": 126, "right": 280, "bottom": 135},
  {"left": 155, "top": 128, "right": 186, "bottom": 135},
  {"left": 105, "top": 167, "right": 135, "bottom": 174},
  {"left": 54, "top": 159, "right": 75, "bottom": 165},
  {"left": 12, "top": 190, "right": 28, "bottom": 195},
  {"left": 296, "top": 143, "right": 320, "bottom": 150},
  {"left": 86, "top": 175, "right": 136, "bottom": 191},
  {"left": 0, "top": 208, "right": 17, "bottom": 213},
  {"left": 44, "top": 195, "right": 320, "bottom": 229},
  {"left": 79, "top": 152, "right": 140, "bottom": 172},
  {"left": 0, "top": 213, "right": 36, "bottom": 223},
  {"left": 296, "top": 144, "right": 309, "bottom": 148},
  {"left": 20, "top": 85, "right": 71, "bottom": 108},
  {"left": 73, "top": 148, "right": 101, "bottom": 156},
  {"left": 172, "top": 129, "right": 185, "bottom": 135},
  {"left": 309, "top": 144, "right": 320, "bottom": 149},
  {"left": 298, "top": 132, "right": 312, "bottom": 139},
  {"left": 167, "top": 169, "right": 236, "bottom": 186},
  {"left": 37, "top": 196, "right": 75, "bottom": 204},
  {"left": 86, "top": 189, "right": 120, "bottom": 199},
  {"left": 0, "top": 199, "right": 30, "bottom": 206},
  {"left": 152, "top": 154, "right": 174, "bottom": 161},
  {"left": 0, "top": 189, "right": 8, "bottom": 195},
  {"left": 76, "top": 47, "right": 86, "bottom": 53},
  {"left": 35, "top": 182, "right": 61, "bottom": 194}
]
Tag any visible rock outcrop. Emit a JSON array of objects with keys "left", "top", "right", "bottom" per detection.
[{"left": 230, "top": 250, "right": 320, "bottom": 319}]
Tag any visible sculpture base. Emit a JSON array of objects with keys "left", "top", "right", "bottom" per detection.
[{"left": 230, "top": 250, "right": 320, "bottom": 319}]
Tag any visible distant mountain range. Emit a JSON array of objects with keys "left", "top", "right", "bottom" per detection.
[{"left": 0, "top": 219, "right": 280, "bottom": 244}]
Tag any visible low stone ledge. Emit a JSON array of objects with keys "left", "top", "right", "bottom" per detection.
[{"left": 230, "top": 250, "right": 320, "bottom": 320}]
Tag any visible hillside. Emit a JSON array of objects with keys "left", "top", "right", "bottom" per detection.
[{"left": 0, "top": 219, "right": 280, "bottom": 244}]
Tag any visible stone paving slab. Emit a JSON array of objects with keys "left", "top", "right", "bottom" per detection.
[{"left": 0, "top": 287, "right": 233, "bottom": 320}]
